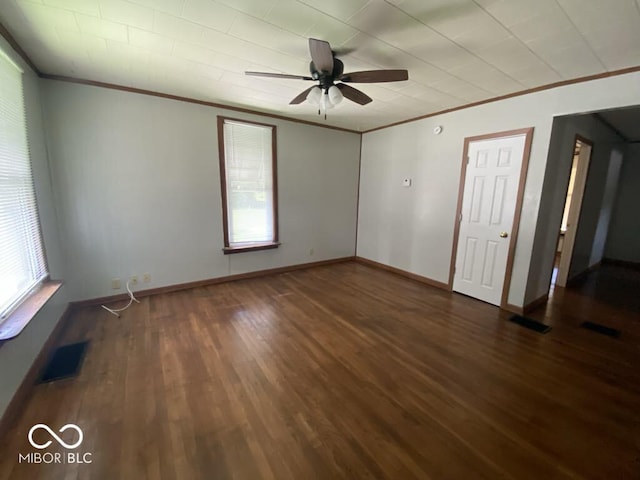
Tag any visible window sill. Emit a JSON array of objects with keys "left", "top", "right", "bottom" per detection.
[
  {"left": 223, "top": 243, "right": 280, "bottom": 255},
  {"left": 0, "top": 281, "right": 63, "bottom": 342}
]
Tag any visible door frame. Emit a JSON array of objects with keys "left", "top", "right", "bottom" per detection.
[{"left": 448, "top": 127, "right": 534, "bottom": 309}]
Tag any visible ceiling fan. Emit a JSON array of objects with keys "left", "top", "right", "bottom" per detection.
[{"left": 245, "top": 38, "right": 409, "bottom": 115}]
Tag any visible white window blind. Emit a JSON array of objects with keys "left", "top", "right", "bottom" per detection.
[
  {"left": 222, "top": 119, "right": 276, "bottom": 247},
  {"left": 0, "top": 49, "right": 48, "bottom": 319}
]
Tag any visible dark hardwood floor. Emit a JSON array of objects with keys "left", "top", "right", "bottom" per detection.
[{"left": 1, "top": 261, "right": 639, "bottom": 479}]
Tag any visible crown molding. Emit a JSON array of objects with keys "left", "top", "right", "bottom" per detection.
[
  {"left": 363, "top": 65, "right": 640, "bottom": 134},
  {"left": 0, "top": 22, "right": 39, "bottom": 75},
  {"left": 40, "top": 73, "right": 361, "bottom": 134},
  {"left": 3, "top": 21, "right": 640, "bottom": 135}
]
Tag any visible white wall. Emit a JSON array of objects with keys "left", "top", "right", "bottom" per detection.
[
  {"left": 589, "top": 148, "right": 623, "bottom": 266},
  {"left": 569, "top": 142, "right": 623, "bottom": 278},
  {"left": 0, "top": 39, "right": 68, "bottom": 417},
  {"left": 358, "top": 70, "right": 640, "bottom": 308},
  {"left": 605, "top": 144, "right": 640, "bottom": 263},
  {"left": 41, "top": 80, "right": 361, "bottom": 301}
]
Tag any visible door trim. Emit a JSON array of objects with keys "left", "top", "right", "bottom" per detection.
[{"left": 448, "top": 127, "right": 534, "bottom": 309}]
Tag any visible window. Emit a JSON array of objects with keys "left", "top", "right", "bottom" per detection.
[
  {"left": 218, "top": 117, "right": 278, "bottom": 253},
  {"left": 0, "top": 48, "right": 48, "bottom": 322}
]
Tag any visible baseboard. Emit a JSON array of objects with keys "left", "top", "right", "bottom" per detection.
[
  {"left": 503, "top": 293, "right": 549, "bottom": 316},
  {"left": 72, "top": 256, "right": 356, "bottom": 308},
  {"left": 354, "top": 256, "right": 450, "bottom": 291},
  {"left": 0, "top": 304, "right": 75, "bottom": 440},
  {"left": 524, "top": 293, "right": 549, "bottom": 314},
  {"left": 566, "top": 261, "right": 602, "bottom": 287},
  {"left": 502, "top": 303, "right": 524, "bottom": 315},
  {"left": 602, "top": 258, "right": 640, "bottom": 271},
  {"left": 354, "top": 257, "right": 551, "bottom": 314}
]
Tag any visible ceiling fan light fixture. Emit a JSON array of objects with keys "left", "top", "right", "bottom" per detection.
[
  {"left": 321, "top": 92, "right": 334, "bottom": 110},
  {"left": 328, "top": 85, "right": 343, "bottom": 105},
  {"left": 306, "top": 86, "right": 322, "bottom": 104}
]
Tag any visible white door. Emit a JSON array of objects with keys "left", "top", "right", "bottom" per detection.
[{"left": 453, "top": 134, "right": 527, "bottom": 306}]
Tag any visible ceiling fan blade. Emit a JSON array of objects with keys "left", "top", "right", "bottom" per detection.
[
  {"left": 309, "top": 38, "right": 334, "bottom": 75},
  {"left": 332, "top": 46, "right": 357, "bottom": 56},
  {"left": 337, "top": 84, "right": 372, "bottom": 105},
  {"left": 289, "top": 86, "right": 316, "bottom": 105},
  {"left": 246, "top": 71, "right": 313, "bottom": 81},
  {"left": 341, "top": 69, "right": 409, "bottom": 83}
]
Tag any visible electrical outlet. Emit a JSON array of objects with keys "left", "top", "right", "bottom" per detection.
[
  {"left": 130, "top": 275, "right": 138, "bottom": 286},
  {"left": 111, "top": 278, "right": 121, "bottom": 290},
  {"left": 309, "top": 248, "right": 314, "bottom": 256},
  {"left": 143, "top": 273, "right": 151, "bottom": 283}
]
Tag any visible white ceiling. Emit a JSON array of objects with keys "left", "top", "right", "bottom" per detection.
[{"left": 1, "top": 0, "right": 640, "bottom": 131}]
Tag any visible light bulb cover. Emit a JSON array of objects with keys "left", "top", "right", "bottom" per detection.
[
  {"left": 306, "top": 86, "right": 322, "bottom": 104},
  {"left": 327, "top": 85, "right": 343, "bottom": 105},
  {"left": 321, "top": 92, "right": 334, "bottom": 110}
]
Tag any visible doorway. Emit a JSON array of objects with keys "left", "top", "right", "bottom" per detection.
[
  {"left": 450, "top": 128, "right": 533, "bottom": 307},
  {"left": 553, "top": 135, "right": 593, "bottom": 288}
]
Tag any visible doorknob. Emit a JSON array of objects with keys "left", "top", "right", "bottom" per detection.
[{"left": 499, "top": 232, "right": 509, "bottom": 238}]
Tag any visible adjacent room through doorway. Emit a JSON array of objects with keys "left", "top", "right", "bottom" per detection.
[{"left": 542, "top": 106, "right": 638, "bottom": 311}]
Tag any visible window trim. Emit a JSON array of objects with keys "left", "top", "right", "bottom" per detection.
[
  {"left": 0, "top": 280, "right": 62, "bottom": 342},
  {"left": 217, "top": 116, "right": 279, "bottom": 254}
]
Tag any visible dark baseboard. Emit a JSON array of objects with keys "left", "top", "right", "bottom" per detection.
[
  {"left": 0, "top": 304, "right": 75, "bottom": 440},
  {"left": 354, "top": 256, "right": 450, "bottom": 291},
  {"left": 72, "top": 256, "right": 356, "bottom": 308},
  {"left": 525, "top": 293, "right": 549, "bottom": 314},
  {"left": 602, "top": 258, "right": 640, "bottom": 271},
  {"left": 503, "top": 303, "right": 524, "bottom": 315},
  {"left": 505, "top": 293, "right": 549, "bottom": 316},
  {"left": 566, "top": 261, "right": 602, "bottom": 287},
  {"left": 355, "top": 256, "right": 546, "bottom": 315}
]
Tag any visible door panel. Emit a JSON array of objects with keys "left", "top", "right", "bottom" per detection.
[
  {"left": 470, "top": 176, "right": 485, "bottom": 222},
  {"left": 462, "top": 237, "right": 478, "bottom": 281},
  {"left": 453, "top": 134, "right": 527, "bottom": 306},
  {"left": 490, "top": 176, "right": 508, "bottom": 224},
  {"left": 481, "top": 240, "right": 498, "bottom": 287}
]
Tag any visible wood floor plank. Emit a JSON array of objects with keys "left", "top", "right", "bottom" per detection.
[{"left": 1, "top": 261, "right": 639, "bottom": 479}]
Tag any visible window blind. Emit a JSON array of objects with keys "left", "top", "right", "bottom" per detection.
[
  {"left": 222, "top": 120, "right": 275, "bottom": 246},
  {"left": 0, "top": 49, "right": 48, "bottom": 319}
]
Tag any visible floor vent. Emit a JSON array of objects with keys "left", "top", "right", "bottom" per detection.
[
  {"left": 580, "top": 321, "right": 620, "bottom": 338},
  {"left": 509, "top": 315, "right": 551, "bottom": 334},
  {"left": 38, "top": 341, "right": 89, "bottom": 384}
]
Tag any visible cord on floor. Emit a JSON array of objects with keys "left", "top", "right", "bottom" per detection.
[{"left": 101, "top": 280, "right": 140, "bottom": 317}]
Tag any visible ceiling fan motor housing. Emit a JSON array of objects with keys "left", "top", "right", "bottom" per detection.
[{"left": 310, "top": 58, "right": 344, "bottom": 89}]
